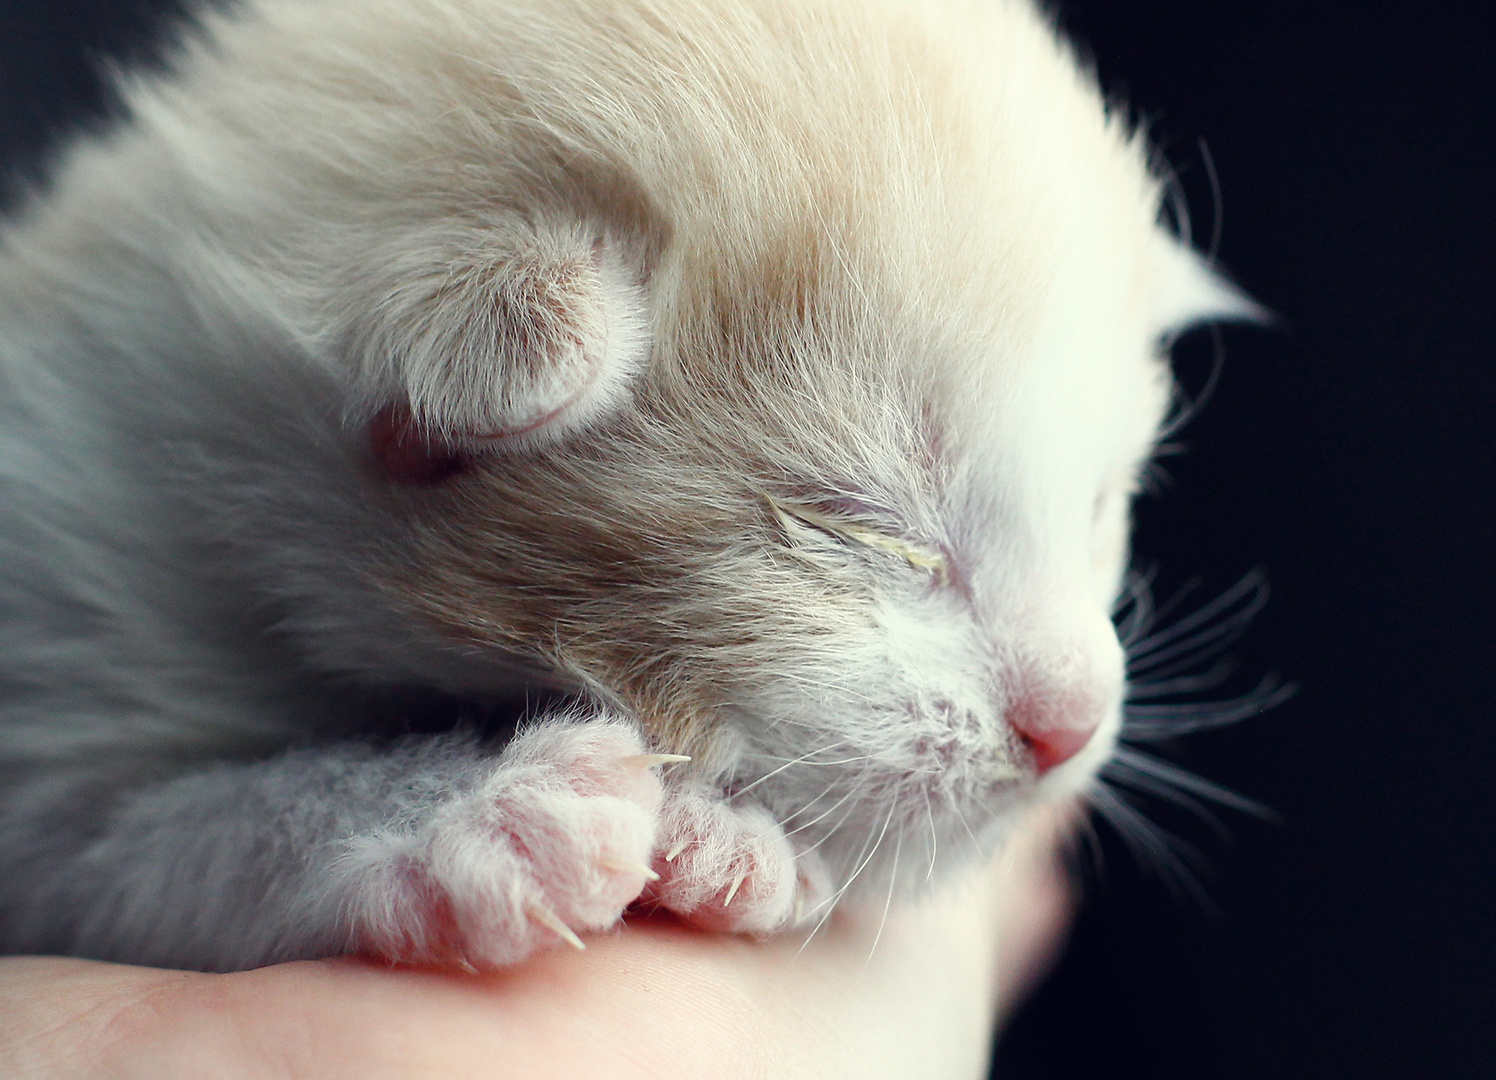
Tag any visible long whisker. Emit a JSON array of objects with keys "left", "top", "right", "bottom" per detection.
[
  {"left": 923, "top": 787, "right": 939, "bottom": 883},
  {"left": 1088, "top": 784, "right": 1217, "bottom": 914},
  {"left": 784, "top": 778, "right": 866, "bottom": 840},
  {"left": 1107, "top": 746, "right": 1276, "bottom": 821},
  {"left": 1118, "top": 571, "right": 1202, "bottom": 646},
  {"left": 1123, "top": 676, "right": 1295, "bottom": 739},
  {"left": 797, "top": 799, "right": 896, "bottom": 955},
  {"left": 1103, "top": 760, "right": 1233, "bottom": 840},
  {"left": 732, "top": 745, "right": 867, "bottom": 798},
  {"left": 794, "top": 793, "right": 867, "bottom": 857},
  {"left": 1112, "top": 575, "right": 1156, "bottom": 647},
  {"left": 1126, "top": 571, "right": 1268, "bottom": 668},
  {"left": 838, "top": 800, "right": 898, "bottom": 907},
  {"left": 1076, "top": 566, "right": 1287, "bottom": 917},
  {"left": 1127, "top": 660, "right": 1237, "bottom": 700},
  {"left": 1067, "top": 790, "right": 1108, "bottom": 881},
  {"left": 948, "top": 795, "right": 985, "bottom": 862},
  {"left": 867, "top": 802, "right": 904, "bottom": 963}
]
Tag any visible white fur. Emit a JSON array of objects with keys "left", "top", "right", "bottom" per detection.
[
  {"left": 0, "top": 0, "right": 1243, "bottom": 970},
  {"left": 335, "top": 717, "right": 662, "bottom": 967}
]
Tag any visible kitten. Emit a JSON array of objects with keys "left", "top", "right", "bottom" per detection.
[{"left": 0, "top": 0, "right": 1248, "bottom": 971}]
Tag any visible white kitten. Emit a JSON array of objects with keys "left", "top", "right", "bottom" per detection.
[{"left": 0, "top": 0, "right": 1247, "bottom": 971}]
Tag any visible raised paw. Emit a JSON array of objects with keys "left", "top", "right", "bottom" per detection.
[
  {"left": 337, "top": 718, "right": 678, "bottom": 968},
  {"left": 642, "top": 783, "right": 831, "bottom": 935}
]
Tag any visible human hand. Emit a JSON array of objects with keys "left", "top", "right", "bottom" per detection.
[{"left": 0, "top": 807, "right": 1072, "bottom": 1080}]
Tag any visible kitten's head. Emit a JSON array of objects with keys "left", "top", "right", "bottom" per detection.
[
  {"left": 131, "top": 0, "right": 1252, "bottom": 891},
  {"left": 353, "top": 0, "right": 1249, "bottom": 892}
]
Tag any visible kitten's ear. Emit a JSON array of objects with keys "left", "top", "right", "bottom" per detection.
[
  {"left": 1151, "top": 240, "right": 1270, "bottom": 337},
  {"left": 349, "top": 222, "right": 650, "bottom": 463}
]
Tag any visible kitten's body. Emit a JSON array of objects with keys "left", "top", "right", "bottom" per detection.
[{"left": 0, "top": 0, "right": 1242, "bottom": 970}]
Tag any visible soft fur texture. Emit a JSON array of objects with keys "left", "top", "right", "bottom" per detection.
[{"left": 0, "top": 0, "right": 1246, "bottom": 971}]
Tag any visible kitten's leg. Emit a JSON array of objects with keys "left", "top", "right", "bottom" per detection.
[
  {"left": 644, "top": 783, "right": 832, "bottom": 936},
  {"left": 1, "top": 714, "right": 664, "bottom": 972}
]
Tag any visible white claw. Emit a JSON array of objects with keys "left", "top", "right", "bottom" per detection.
[
  {"left": 723, "top": 874, "right": 745, "bottom": 907},
  {"left": 456, "top": 957, "right": 480, "bottom": 976},
  {"left": 525, "top": 900, "right": 586, "bottom": 951},
  {"left": 664, "top": 838, "right": 690, "bottom": 863},
  {"left": 794, "top": 895, "right": 805, "bottom": 925},
  {"left": 621, "top": 753, "right": 693, "bottom": 770},
  {"left": 598, "top": 855, "right": 661, "bottom": 882}
]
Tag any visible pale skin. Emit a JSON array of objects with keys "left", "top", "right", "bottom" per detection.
[{"left": 0, "top": 808, "right": 1072, "bottom": 1080}]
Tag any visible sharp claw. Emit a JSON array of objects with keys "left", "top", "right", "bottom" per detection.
[
  {"left": 525, "top": 901, "right": 586, "bottom": 951},
  {"left": 456, "top": 957, "right": 480, "bottom": 976},
  {"left": 664, "top": 838, "right": 690, "bottom": 862},
  {"left": 598, "top": 856, "right": 661, "bottom": 882},
  {"left": 724, "top": 874, "right": 745, "bottom": 907},
  {"left": 621, "top": 753, "right": 692, "bottom": 770}
]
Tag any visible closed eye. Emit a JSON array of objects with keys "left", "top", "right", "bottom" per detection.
[{"left": 767, "top": 496, "right": 949, "bottom": 584}]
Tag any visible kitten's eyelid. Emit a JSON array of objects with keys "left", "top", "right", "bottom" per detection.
[{"left": 766, "top": 495, "right": 949, "bottom": 584}]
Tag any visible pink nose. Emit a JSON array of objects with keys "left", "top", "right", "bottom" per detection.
[{"left": 1007, "top": 688, "right": 1104, "bottom": 774}]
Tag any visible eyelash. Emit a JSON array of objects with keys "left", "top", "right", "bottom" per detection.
[{"left": 767, "top": 496, "right": 949, "bottom": 584}]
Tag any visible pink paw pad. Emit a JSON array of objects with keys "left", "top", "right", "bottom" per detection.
[{"left": 341, "top": 719, "right": 669, "bottom": 969}]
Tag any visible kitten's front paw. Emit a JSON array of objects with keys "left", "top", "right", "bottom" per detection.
[
  {"left": 644, "top": 783, "right": 831, "bottom": 935},
  {"left": 339, "top": 719, "right": 667, "bottom": 969}
]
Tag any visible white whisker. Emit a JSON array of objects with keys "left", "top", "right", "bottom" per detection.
[
  {"left": 1127, "top": 660, "right": 1237, "bottom": 700},
  {"left": 1123, "top": 676, "right": 1295, "bottom": 739},
  {"left": 923, "top": 787, "right": 939, "bottom": 883},
  {"left": 796, "top": 799, "right": 896, "bottom": 957},
  {"left": 1107, "top": 746, "right": 1275, "bottom": 821},
  {"left": 784, "top": 782, "right": 863, "bottom": 841},
  {"left": 733, "top": 745, "right": 866, "bottom": 798},
  {"left": 867, "top": 805, "right": 904, "bottom": 964},
  {"left": 1126, "top": 571, "right": 1268, "bottom": 671},
  {"left": 1088, "top": 785, "right": 1217, "bottom": 914}
]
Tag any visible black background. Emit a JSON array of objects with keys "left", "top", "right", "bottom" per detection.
[
  {"left": 0, "top": 2, "right": 1492, "bottom": 1077},
  {"left": 998, "top": 3, "right": 1496, "bottom": 1077}
]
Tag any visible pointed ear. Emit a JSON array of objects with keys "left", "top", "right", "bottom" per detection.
[
  {"left": 1151, "top": 240, "right": 1271, "bottom": 337},
  {"left": 348, "top": 221, "right": 650, "bottom": 452}
]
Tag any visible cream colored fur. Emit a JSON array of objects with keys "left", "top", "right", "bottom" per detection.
[{"left": 0, "top": 0, "right": 1248, "bottom": 970}]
